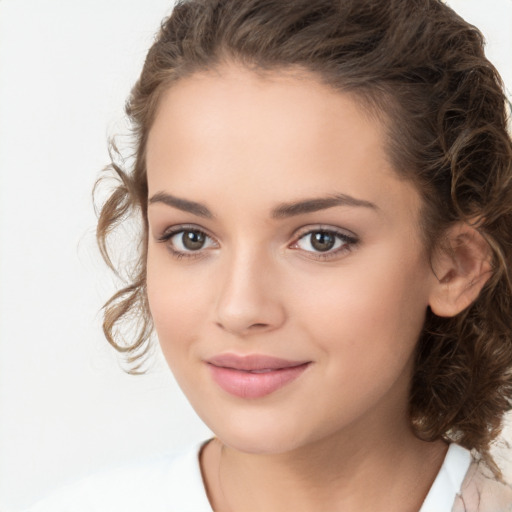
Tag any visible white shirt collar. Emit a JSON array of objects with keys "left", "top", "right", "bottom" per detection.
[{"left": 420, "top": 443, "right": 472, "bottom": 512}]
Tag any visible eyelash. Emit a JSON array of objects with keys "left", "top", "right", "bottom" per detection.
[
  {"left": 157, "top": 225, "right": 358, "bottom": 261},
  {"left": 157, "top": 225, "right": 217, "bottom": 260},
  {"left": 290, "top": 227, "right": 358, "bottom": 261}
]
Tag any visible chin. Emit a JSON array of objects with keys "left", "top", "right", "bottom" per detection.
[
  {"left": 200, "top": 408, "right": 318, "bottom": 456},
  {"left": 219, "top": 430, "right": 302, "bottom": 455}
]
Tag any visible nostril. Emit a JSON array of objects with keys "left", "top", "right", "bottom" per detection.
[
  {"left": 215, "top": 321, "right": 269, "bottom": 332},
  {"left": 249, "top": 323, "right": 269, "bottom": 329}
]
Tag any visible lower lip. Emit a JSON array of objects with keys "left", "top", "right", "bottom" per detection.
[{"left": 207, "top": 363, "right": 310, "bottom": 399}]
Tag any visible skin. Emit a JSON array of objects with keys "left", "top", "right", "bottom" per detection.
[{"left": 145, "top": 63, "right": 452, "bottom": 511}]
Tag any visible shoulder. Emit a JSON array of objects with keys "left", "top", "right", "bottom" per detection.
[
  {"left": 25, "top": 441, "right": 213, "bottom": 512},
  {"left": 452, "top": 457, "right": 512, "bottom": 512}
]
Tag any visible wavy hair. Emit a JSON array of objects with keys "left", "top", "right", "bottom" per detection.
[{"left": 96, "top": 0, "right": 512, "bottom": 473}]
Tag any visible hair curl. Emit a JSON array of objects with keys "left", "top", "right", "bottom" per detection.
[{"left": 96, "top": 0, "right": 512, "bottom": 473}]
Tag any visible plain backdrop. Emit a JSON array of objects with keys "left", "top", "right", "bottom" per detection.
[{"left": 0, "top": 0, "right": 511, "bottom": 509}]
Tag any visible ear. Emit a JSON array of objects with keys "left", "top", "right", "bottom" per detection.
[{"left": 428, "top": 222, "right": 493, "bottom": 318}]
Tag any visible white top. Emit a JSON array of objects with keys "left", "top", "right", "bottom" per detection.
[
  {"left": 420, "top": 444, "right": 472, "bottom": 512},
  {"left": 27, "top": 441, "right": 471, "bottom": 512}
]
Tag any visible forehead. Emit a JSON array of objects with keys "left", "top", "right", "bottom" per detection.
[
  {"left": 146, "top": 63, "right": 420, "bottom": 222},
  {"left": 148, "top": 64, "right": 382, "bottom": 158}
]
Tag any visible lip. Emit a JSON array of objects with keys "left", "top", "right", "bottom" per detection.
[{"left": 206, "top": 353, "right": 311, "bottom": 399}]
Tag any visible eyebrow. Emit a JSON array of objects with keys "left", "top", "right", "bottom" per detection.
[
  {"left": 148, "top": 191, "right": 377, "bottom": 219},
  {"left": 271, "top": 194, "right": 377, "bottom": 218},
  {"left": 148, "top": 192, "right": 214, "bottom": 218}
]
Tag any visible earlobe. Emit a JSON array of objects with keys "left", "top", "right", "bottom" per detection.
[{"left": 428, "top": 223, "right": 493, "bottom": 318}]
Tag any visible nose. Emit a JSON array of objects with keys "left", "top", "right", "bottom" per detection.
[{"left": 214, "top": 249, "right": 286, "bottom": 337}]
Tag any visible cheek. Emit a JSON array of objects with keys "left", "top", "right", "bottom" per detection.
[
  {"left": 292, "top": 248, "right": 430, "bottom": 372},
  {"left": 146, "top": 249, "right": 208, "bottom": 359}
]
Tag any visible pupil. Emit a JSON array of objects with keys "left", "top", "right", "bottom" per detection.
[
  {"left": 182, "top": 230, "right": 205, "bottom": 250},
  {"left": 311, "top": 231, "right": 335, "bottom": 252}
]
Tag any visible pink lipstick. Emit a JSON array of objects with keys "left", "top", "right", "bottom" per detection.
[{"left": 206, "top": 354, "right": 311, "bottom": 399}]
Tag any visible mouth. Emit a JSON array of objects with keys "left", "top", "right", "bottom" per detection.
[{"left": 206, "top": 353, "right": 311, "bottom": 399}]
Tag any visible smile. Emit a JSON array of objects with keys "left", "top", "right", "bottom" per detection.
[{"left": 206, "top": 354, "right": 311, "bottom": 399}]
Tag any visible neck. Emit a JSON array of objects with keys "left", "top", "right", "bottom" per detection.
[{"left": 201, "top": 420, "right": 448, "bottom": 512}]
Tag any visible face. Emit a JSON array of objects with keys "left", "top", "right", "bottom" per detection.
[{"left": 145, "top": 64, "right": 438, "bottom": 455}]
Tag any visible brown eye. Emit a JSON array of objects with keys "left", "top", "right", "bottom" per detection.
[
  {"left": 293, "top": 228, "right": 357, "bottom": 258},
  {"left": 310, "top": 231, "right": 336, "bottom": 252},
  {"left": 181, "top": 230, "right": 206, "bottom": 250},
  {"left": 162, "top": 228, "right": 217, "bottom": 256}
]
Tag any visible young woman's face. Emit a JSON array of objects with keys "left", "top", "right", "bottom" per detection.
[{"left": 145, "top": 64, "right": 438, "bottom": 454}]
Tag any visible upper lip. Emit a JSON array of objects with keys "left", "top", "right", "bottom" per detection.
[{"left": 207, "top": 353, "right": 310, "bottom": 371}]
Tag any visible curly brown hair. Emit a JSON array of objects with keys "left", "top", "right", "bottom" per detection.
[{"left": 96, "top": 0, "right": 512, "bottom": 473}]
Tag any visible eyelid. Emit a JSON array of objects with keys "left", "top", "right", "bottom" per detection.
[
  {"left": 156, "top": 224, "right": 219, "bottom": 259},
  {"left": 157, "top": 223, "right": 216, "bottom": 241},
  {"left": 289, "top": 225, "right": 359, "bottom": 260},
  {"left": 291, "top": 224, "right": 358, "bottom": 241}
]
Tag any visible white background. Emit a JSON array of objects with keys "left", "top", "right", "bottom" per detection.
[{"left": 0, "top": 1, "right": 511, "bottom": 510}]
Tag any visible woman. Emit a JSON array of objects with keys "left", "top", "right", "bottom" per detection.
[{"left": 29, "top": 0, "right": 512, "bottom": 510}]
